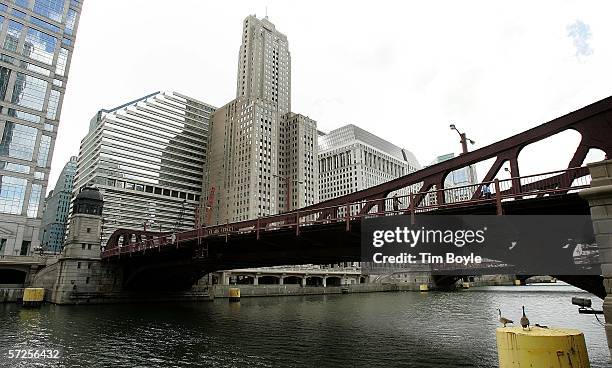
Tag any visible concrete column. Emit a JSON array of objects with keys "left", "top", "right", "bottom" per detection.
[
  {"left": 221, "top": 272, "right": 230, "bottom": 285},
  {"left": 580, "top": 159, "right": 612, "bottom": 358},
  {"left": 279, "top": 276, "right": 284, "bottom": 285},
  {"left": 322, "top": 277, "right": 327, "bottom": 287},
  {"left": 301, "top": 277, "right": 306, "bottom": 287},
  {"left": 253, "top": 275, "right": 258, "bottom": 286}
]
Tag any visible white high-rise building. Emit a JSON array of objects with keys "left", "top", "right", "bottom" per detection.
[
  {"left": 318, "top": 124, "right": 420, "bottom": 201},
  {"left": 318, "top": 124, "right": 420, "bottom": 271},
  {"left": 208, "top": 15, "right": 317, "bottom": 224},
  {"left": 72, "top": 91, "right": 215, "bottom": 246}
]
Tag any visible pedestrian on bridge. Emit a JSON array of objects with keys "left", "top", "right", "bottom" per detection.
[{"left": 482, "top": 183, "right": 492, "bottom": 199}]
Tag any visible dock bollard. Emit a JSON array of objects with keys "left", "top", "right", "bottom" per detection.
[
  {"left": 496, "top": 327, "right": 589, "bottom": 367},
  {"left": 228, "top": 288, "right": 240, "bottom": 302},
  {"left": 22, "top": 288, "right": 44, "bottom": 307}
]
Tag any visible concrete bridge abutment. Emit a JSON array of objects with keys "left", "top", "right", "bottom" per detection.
[{"left": 580, "top": 159, "right": 612, "bottom": 358}]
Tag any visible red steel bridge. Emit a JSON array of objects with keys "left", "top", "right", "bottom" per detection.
[{"left": 102, "top": 96, "right": 612, "bottom": 296}]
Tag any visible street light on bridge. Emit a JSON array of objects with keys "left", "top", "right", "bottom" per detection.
[
  {"left": 450, "top": 123, "right": 477, "bottom": 184},
  {"left": 272, "top": 174, "right": 304, "bottom": 213}
]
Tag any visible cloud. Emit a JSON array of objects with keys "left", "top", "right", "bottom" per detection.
[{"left": 566, "top": 20, "right": 593, "bottom": 57}]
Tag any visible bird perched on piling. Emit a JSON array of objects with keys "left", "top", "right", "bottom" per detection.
[
  {"left": 498, "top": 309, "right": 513, "bottom": 327},
  {"left": 520, "top": 306, "right": 530, "bottom": 330}
]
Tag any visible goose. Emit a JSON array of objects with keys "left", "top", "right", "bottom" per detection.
[
  {"left": 520, "top": 306, "right": 530, "bottom": 330},
  {"left": 498, "top": 308, "right": 513, "bottom": 327}
]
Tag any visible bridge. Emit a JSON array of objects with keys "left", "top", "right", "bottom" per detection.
[{"left": 101, "top": 96, "right": 612, "bottom": 297}]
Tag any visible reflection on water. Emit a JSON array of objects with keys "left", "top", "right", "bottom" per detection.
[{"left": 0, "top": 284, "right": 608, "bottom": 367}]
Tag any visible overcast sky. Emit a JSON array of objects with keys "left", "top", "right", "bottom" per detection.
[{"left": 48, "top": 0, "right": 612, "bottom": 192}]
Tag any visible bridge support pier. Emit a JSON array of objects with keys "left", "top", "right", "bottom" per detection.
[{"left": 580, "top": 159, "right": 612, "bottom": 358}]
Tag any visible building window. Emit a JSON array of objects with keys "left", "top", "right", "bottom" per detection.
[
  {"left": 3, "top": 21, "right": 23, "bottom": 53},
  {"left": 0, "top": 238, "right": 6, "bottom": 252},
  {"left": 20, "top": 240, "right": 30, "bottom": 255},
  {"left": 26, "top": 183, "right": 42, "bottom": 218},
  {"left": 77, "top": 262, "right": 81, "bottom": 269},
  {"left": 32, "top": 0, "right": 65, "bottom": 22},
  {"left": 24, "top": 28, "right": 57, "bottom": 64},
  {"left": 0, "top": 123, "right": 38, "bottom": 161},
  {"left": 11, "top": 73, "right": 48, "bottom": 111},
  {"left": 0, "top": 175, "right": 28, "bottom": 214},
  {"left": 37, "top": 135, "right": 52, "bottom": 167},
  {"left": 86, "top": 228, "right": 90, "bottom": 233}
]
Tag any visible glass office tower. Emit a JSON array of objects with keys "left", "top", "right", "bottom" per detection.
[{"left": 0, "top": 0, "right": 83, "bottom": 256}]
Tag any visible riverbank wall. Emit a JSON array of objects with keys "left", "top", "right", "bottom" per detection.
[
  {"left": 0, "top": 288, "right": 23, "bottom": 302},
  {"left": 213, "top": 283, "right": 396, "bottom": 298}
]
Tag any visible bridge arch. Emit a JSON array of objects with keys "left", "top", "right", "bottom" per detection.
[
  {"left": 325, "top": 276, "right": 342, "bottom": 287},
  {"left": 258, "top": 275, "right": 280, "bottom": 285},
  {"left": 282, "top": 275, "right": 303, "bottom": 285},
  {"left": 305, "top": 276, "right": 324, "bottom": 287},
  {"left": 0, "top": 268, "right": 28, "bottom": 286}
]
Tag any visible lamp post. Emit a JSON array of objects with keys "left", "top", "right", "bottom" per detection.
[
  {"left": 450, "top": 123, "right": 476, "bottom": 184},
  {"left": 449, "top": 123, "right": 475, "bottom": 155},
  {"left": 273, "top": 174, "right": 304, "bottom": 212}
]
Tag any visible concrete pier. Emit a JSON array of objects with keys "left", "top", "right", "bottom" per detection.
[{"left": 580, "top": 159, "right": 612, "bottom": 358}]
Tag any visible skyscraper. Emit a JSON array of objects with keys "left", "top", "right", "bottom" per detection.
[
  {"left": 318, "top": 124, "right": 420, "bottom": 201},
  {"left": 72, "top": 91, "right": 215, "bottom": 246},
  {"left": 39, "top": 155, "right": 76, "bottom": 253},
  {"left": 237, "top": 15, "right": 291, "bottom": 115},
  {"left": 208, "top": 15, "right": 317, "bottom": 224},
  {"left": 0, "top": 0, "right": 82, "bottom": 256}
]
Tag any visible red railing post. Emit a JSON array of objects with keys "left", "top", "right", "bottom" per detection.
[
  {"left": 345, "top": 204, "right": 350, "bottom": 232},
  {"left": 410, "top": 192, "right": 415, "bottom": 225},
  {"left": 494, "top": 178, "right": 503, "bottom": 215}
]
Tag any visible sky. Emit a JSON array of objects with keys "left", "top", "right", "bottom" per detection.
[{"left": 48, "top": 0, "right": 612, "bottom": 192}]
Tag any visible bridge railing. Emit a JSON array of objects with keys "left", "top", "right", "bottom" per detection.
[{"left": 101, "top": 167, "right": 591, "bottom": 259}]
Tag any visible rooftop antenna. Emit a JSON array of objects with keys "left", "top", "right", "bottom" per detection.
[{"left": 265, "top": 6, "right": 268, "bottom": 18}]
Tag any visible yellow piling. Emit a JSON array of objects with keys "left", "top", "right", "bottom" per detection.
[
  {"left": 496, "top": 326, "right": 590, "bottom": 367},
  {"left": 462, "top": 282, "right": 470, "bottom": 289},
  {"left": 419, "top": 284, "right": 429, "bottom": 292},
  {"left": 228, "top": 287, "right": 240, "bottom": 302},
  {"left": 514, "top": 279, "right": 522, "bottom": 286},
  {"left": 22, "top": 288, "right": 44, "bottom": 307}
]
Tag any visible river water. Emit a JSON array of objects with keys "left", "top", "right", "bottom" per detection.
[{"left": 0, "top": 284, "right": 607, "bottom": 367}]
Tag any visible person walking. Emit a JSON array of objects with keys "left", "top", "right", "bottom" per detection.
[{"left": 482, "top": 183, "right": 492, "bottom": 199}]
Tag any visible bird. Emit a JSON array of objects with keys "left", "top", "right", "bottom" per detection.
[
  {"left": 498, "top": 308, "right": 513, "bottom": 327},
  {"left": 520, "top": 306, "right": 530, "bottom": 330}
]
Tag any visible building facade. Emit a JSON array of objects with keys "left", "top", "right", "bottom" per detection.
[
  {"left": 72, "top": 91, "right": 215, "bottom": 246},
  {"left": 208, "top": 15, "right": 317, "bottom": 224},
  {"left": 0, "top": 0, "right": 83, "bottom": 256},
  {"left": 318, "top": 124, "right": 420, "bottom": 270},
  {"left": 278, "top": 112, "right": 318, "bottom": 211},
  {"left": 237, "top": 15, "right": 290, "bottom": 115},
  {"left": 318, "top": 124, "right": 420, "bottom": 201},
  {"left": 39, "top": 154, "right": 75, "bottom": 253}
]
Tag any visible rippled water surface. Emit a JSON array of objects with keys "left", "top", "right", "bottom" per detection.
[{"left": 0, "top": 284, "right": 608, "bottom": 367}]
